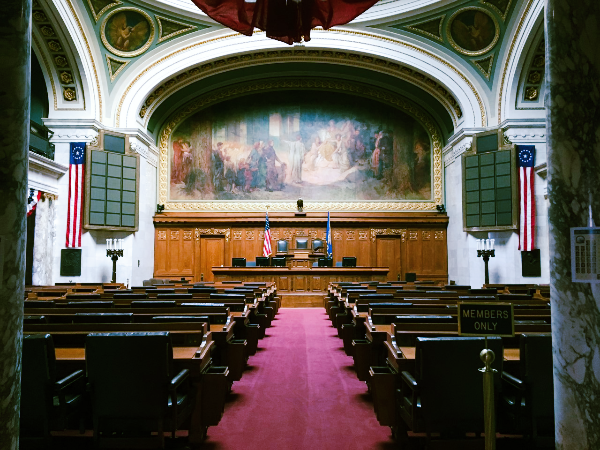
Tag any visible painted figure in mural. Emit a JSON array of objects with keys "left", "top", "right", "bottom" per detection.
[
  {"left": 451, "top": 11, "right": 495, "bottom": 52},
  {"left": 248, "top": 142, "right": 262, "bottom": 191},
  {"left": 180, "top": 141, "right": 193, "bottom": 183},
  {"left": 285, "top": 135, "right": 305, "bottom": 183},
  {"left": 371, "top": 132, "right": 382, "bottom": 178},
  {"left": 212, "top": 142, "right": 225, "bottom": 191},
  {"left": 106, "top": 12, "right": 149, "bottom": 52},
  {"left": 263, "top": 140, "right": 283, "bottom": 191},
  {"left": 224, "top": 155, "right": 237, "bottom": 192},
  {"left": 172, "top": 138, "right": 184, "bottom": 183},
  {"left": 332, "top": 134, "right": 350, "bottom": 171},
  {"left": 304, "top": 136, "right": 322, "bottom": 171}
]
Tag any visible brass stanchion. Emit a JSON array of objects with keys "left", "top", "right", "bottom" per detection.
[{"left": 479, "top": 342, "right": 497, "bottom": 450}]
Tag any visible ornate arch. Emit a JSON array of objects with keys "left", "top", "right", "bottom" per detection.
[{"left": 112, "top": 28, "right": 487, "bottom": 130}]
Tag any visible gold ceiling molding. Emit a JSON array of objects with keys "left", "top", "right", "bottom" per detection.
[
  {"left": 473, "top": 52, "right": 495, "bottom": 80},
  {"left": 156, "top": 15, "right": 197, "bottom": 43},
  {"left": 115, "top": 32, "right": 239, "bottom": 127},
  {"left": 138, "top": 49, "right": 462, "bottom": 130},
  {"left": 157, "top": 78, "right": 443, "bottom": 213},
  {"left": 480, "top": 0, "right": 514, "bottom": 21},
  {"left": 32, "top": 33, "right": 58, "bottom": 111},
  {"left": 32, "top": 1, "right": 83, "bottom": 110},
  {"left": 86, "top": 0, "right": 122, "bottom": 22},
  {"left": 65, "top": 0, "right": 103, "bottom": 120},
  {"left": 497, "top": 0, "right": 535, "bottom": 122},
  {"left": 106, "top": 54, "right": 129, "bottom": 81},
  {"left": 115, "top": 27, "right": 485, "bottom": 127},
  {"left": 319, "top": 28, "right": 486, "bottom": 126},
  {"left": 405, "top": 15, "right": 445, "bottom": 42}
]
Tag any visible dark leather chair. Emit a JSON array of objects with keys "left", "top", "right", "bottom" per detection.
[
  {"left": 312, "top": 238, "right": 324, "bottom": 253},
  {"left": 21, "top": 334, "right": 85, "bottom": 446},
  {"left": 276, "top": 239, "right": 289, "bottom": 253},
  {"left": 501, "top": 334, "right": 554, "bottom": 444},
  {"left": 86, "top": 332, "right": 192, "bottom": 449},
  {"left": 397, "top": 336, "right": 503, "bottom": 445}
]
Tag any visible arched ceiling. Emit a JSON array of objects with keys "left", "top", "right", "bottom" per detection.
[
  {"left": 42, "top": 0, "right": 542, "bottom": 134},
  {"left": 146, "top": 62, "right": 456, "bottom": 140}
]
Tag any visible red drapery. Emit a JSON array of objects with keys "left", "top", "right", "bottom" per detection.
[{"left": 191, "top": 0, "right": 379, "bottom": 45}]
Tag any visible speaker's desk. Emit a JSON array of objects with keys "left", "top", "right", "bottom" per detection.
[{"left": 212, "top": 266, "right": 389, "bottom": 307}]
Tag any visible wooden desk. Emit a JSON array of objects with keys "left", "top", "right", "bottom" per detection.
[
  {"left": 213, "top": 266, "right": 389, "bottom": 307},
  {"left": 399, "top": 347, "right": 520, "bottom": 361},
  {"left": 55, "top": 347, "right": 200, "bottom": 361}
]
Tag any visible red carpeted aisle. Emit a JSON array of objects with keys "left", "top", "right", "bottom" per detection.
[{"left": 203, "top": 308, "right": 394, "bottom": 450}]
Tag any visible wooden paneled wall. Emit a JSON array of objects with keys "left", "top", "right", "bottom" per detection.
[{"left": 153, "top": 212, "right": 449, "bottom": 283}]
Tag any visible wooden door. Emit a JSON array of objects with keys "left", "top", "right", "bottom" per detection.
[
  {"left": 376, "top": 237, "right": 402, "bottom": 281},
  {"left": 199, "top": 237, "right": 225, "bottom": 281}
]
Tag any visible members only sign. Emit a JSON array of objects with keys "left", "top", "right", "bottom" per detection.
[{"left": 458, "top": 303, "right": 515, "bottom": 337}]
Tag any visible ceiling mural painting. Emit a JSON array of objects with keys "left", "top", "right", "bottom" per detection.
[
  {"left": 384, "top": 0, "right": 516, "bottom": 84},
  {"left": 81, "top": 0, "right": 207, "bottom": 85}
]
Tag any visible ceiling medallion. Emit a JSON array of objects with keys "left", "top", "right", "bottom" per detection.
[
  {"left": 446, "top": 7, "right": 500, "bottom": 57},
  {"left": 101, "top": 7, "right": 155, "bottom": 58}
]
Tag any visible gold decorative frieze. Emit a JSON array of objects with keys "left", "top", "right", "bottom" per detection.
[
  {"left": 422, "top": 231, "right": 431, "bottom": 240},
  {"left": 358, "top": 230, "right": 368, "bottom": 241},
  {"left": 434, "top": 230, "right": 445, "bottom": 240},
  {"left": 258, "top": 231, "right": 264, "bottom": 240},
  {"left": 371, "top": 228, "right": 406, "bottom": 242},
  {"left": 283, "top": 230, "right": 293, "bottom": 240},
  {"left": 346, "top": 230, "right": 356, "bottom": 240},
  {"left": 409, "top": 231, "right": 418, "bottom": 240},
  {"left": 246, "top": 230, "right": 255, "bottom": 240},
  {"left": 157, "top": 230, "right": 167, "bottom": 240},
  {"left": 333, "top": 231, "right": 343, "bottom": 241},
  {"left": 170, "top": 230, "right": 180, "bottom": 240},
  {"left": 194, "top": 227, "right": 231, "bottom": 241},
  {"left": 183, "top": 230, "right": 192, "bottom": 240},
  {"left": 271, "top": 230, "right": 280, "bottom": 240},
  {"left": 233, "top": 230, "right": 242, "bottom": 240},
  {"left": 308, "top": 230, "right": 318, "bottom": 239}
]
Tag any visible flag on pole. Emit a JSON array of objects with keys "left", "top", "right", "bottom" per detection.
[
  {"left": 263, "top": 211, "right": 272, "bottom": 257},
  {"left": 517, "top": 145, "right": 536, "bottom": 251},
  {"left": 326, "top": 212, "right": 332, "bottom": 258},
  {"left": 27, "top": 188, "right": 41, "bottom": 216},
  {"left": 66, "top": 142, "right": 86, "bottom": 248}
]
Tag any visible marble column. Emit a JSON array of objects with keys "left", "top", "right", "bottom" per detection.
[
  {"left": 546, "top": 0, "right": 600, "bottom": 448},
  {"left": 32, "top": 194, "right": 55, "bottom": 285},
  {"left": 0, "top": 0, "right": 32, "bottom": 449}
]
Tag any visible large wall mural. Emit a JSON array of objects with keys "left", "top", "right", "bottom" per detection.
[{"left": 159, "top": 81, "right": 443, "bottom": 211}]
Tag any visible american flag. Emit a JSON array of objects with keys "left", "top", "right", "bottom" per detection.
[
  {"left": 263, "top": 211, "right": 272, "bottom": 257},
  {"left": 66, "top": 142, "right": 86, "bottom": 248},
  {"left": 517, "top": 145, "right": 536, "bottom": 251},
  {"left": 27, "top": 189, "right": 41, "bottom": 216}
]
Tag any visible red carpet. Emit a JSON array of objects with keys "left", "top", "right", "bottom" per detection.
[{"left": 203, "top": 308, "right": 394, "bottom": 450}]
